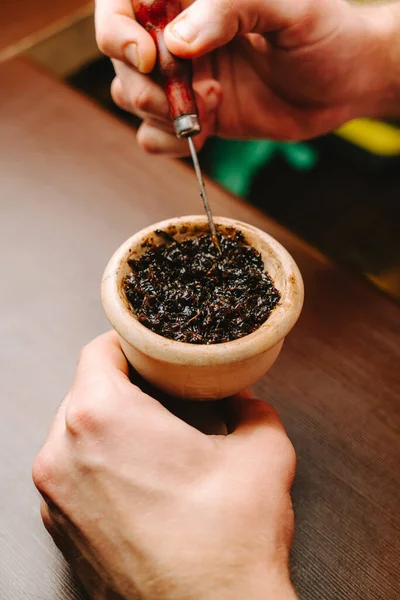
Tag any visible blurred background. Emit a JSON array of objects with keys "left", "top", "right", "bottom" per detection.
[{"left": 2, "top": 0, "right": 399, "bottom": 300}]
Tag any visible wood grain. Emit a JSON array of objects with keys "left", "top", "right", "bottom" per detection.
[{"left": 0, "top": 58, "right": 399, "bottom": 600}]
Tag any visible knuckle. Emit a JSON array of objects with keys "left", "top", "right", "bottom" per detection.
[
  {"left": 216, "top": 0, "right": 238, "bottom": 33},
  {"left": 136, "top": 127, "right": 159, "bottom": 155},
  {"left": 110, "top": 77, "right": 126, "bottom": 109},
  {"left": 132, "top": 84, "right": 153, "bottom": 114},
  {"left": 32, "top": 447, "right": 56, "bottom": 496},
  {"left": 95, "top": 29, "right": 113, "bottom": 56},
  {"left": 65, "top": 397, "right": 112, "bottom": 437},
  {"left": 40, "top": 500, "right": 57, "bottom": 534},
  {"left": 222, "top": 0, "right": 236, "bottom": 17},
  {"left": 65, "top": 403, "right": 97, "bottom": 436}
]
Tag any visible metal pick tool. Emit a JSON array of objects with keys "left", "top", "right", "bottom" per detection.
[{"left": 133, "top": 0, "right": 221, "bottom": 252}]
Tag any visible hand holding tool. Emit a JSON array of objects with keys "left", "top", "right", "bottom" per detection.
[{"left": 132, "top": 0, "right": 220, "bottom": 249}]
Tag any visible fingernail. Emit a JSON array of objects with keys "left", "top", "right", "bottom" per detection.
[
  {"left": 170, "top": 17, "right": 197, "bottom": 43},
  {"left": 125, "top": 43, "right": 139, "bottom": 68}
]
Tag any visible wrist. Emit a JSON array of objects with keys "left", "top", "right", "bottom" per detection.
[{"left": 350, "top": 3, "right": 400, "bottom": 119}]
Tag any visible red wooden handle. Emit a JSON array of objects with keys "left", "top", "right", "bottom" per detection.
[{"left": 132, "top": 0, "right": 198, "bottom": 127}]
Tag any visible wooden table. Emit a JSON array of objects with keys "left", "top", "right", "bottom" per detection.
[
  {"left": 1, "top": 58, "right": 399, "bottom": 600},
  {"left": 0, "top": 0, "right": 93, "bottom": 60}
]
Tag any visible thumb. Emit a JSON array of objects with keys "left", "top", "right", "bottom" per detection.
[
  {"left": 164, "top": 0, "right": 307, "bottom": 57},
  {"left": 223, "top": 395, "right": 296, "bottom": 484},
  {"left": 95, "top": 0, "right": 157, "bottom": 73}
]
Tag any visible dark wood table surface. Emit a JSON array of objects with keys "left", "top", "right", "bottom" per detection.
[
  {"left": 0, "top": 0, "right": 92, "bottom": 58},
  {"left": 1, "top": 58, "right": 399, "bottom": 600}
]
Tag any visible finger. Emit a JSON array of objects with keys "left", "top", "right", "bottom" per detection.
[
  {"left": 40, "top": 500, "right": 60, "bottom": 536},
  {"left": 40, "top": 501, "right": 76, "bottom": 559},
  {"left": 40, "top": 502, "right": 87, "bottom": 569},
  {"left": 41, "top": 502, "right": 108, "bottom": 597},
  {"left": 65, "top": 332, "right": 132, "bottom": 430},
  {"left": 67, "top": 331, "right": 193, "bottom": 439},
  {"left": 111, "top": 59, "right": 222, "bottom": 130},
  {"left": 35, "top": 338, "right": 125, "bottom": 461},
  {"left": 164, "top": 0, "right": 308, "bottom": 58},
  {"left": 192, "top": 54, "right": 223, "bottom": 118},
  {"left": 136, "top": 122, "right": 192, "bottom": 156},
  {"left": 137, "top": 121, "right": 211, "bottom": 157},
  {"left": 224, "top": 395, "right": 296, "bottom": 482},
  {"left": 224, "top": 394, "right": 286, "bottom": 441},
  {"left": 111, "top": 61, "right": 171, "bottom": 120},
  {"left": 135, "top": 80, "right": 217, "bottom": 156},
  {"left": 75, "top": 331, "right": 129, "bottom": 383},
  {"left": 32, "top": 394, "right": 70, "bottom": 500},
  {"left": 95, "top": 0, "right": 156, "bottom": 72},
  {"left": 143, "top": 117, "right": 176, "bottom": 135},
  {"left": 136, "top": 113, "right": 215, "bottom": 155},
  {"left": 44, "top": 393, "right": 69, "bottom": 441},
  {"left": 245, "top": 32, "right": 269, "bottom": 52}
]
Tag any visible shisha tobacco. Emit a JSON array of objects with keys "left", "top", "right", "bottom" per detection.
[{"left": 124, "top": 228, "right": 281, "bottom": 344}]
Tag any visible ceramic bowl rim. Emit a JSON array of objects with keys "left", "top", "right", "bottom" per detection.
[{"left": 101, "top": 216, "right": 304, "bottom": 367}]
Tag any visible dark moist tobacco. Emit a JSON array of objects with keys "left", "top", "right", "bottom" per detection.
[{"left": 124, "top": 228, "right": 280, "bottom": 345}]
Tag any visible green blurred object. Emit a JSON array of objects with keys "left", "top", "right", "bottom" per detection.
[{"left": 207, "top": 138, "right": 318, "bottom": 197}]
